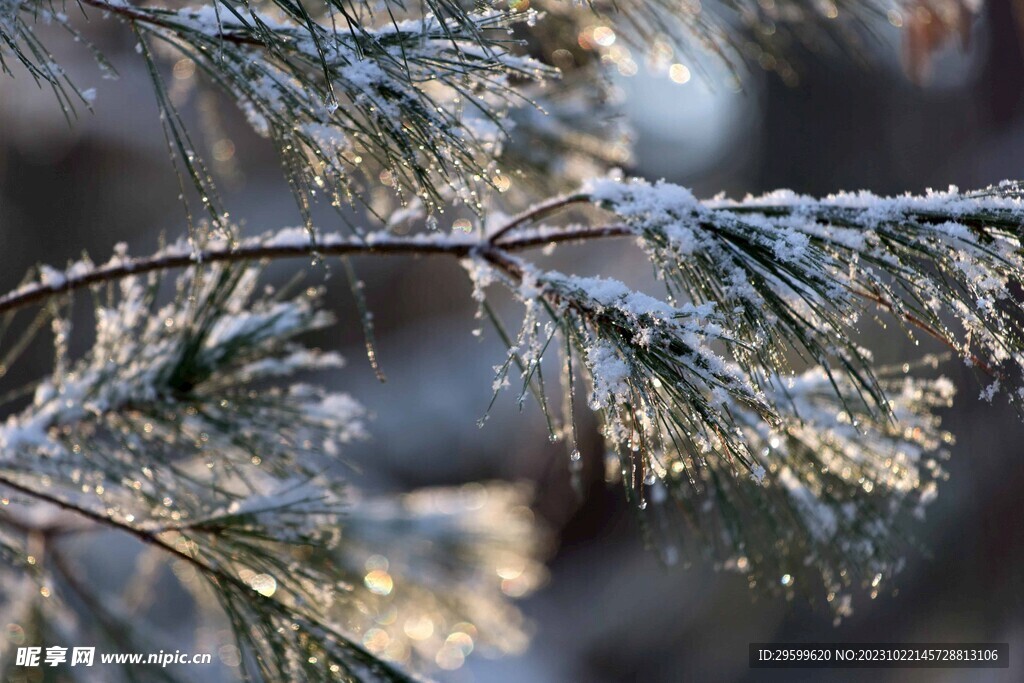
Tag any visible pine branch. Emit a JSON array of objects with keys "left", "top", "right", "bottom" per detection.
[
  {"left": 2, "top": 0, "right": 1020, "bottom": 669},
  {"left": 462, "top": 178, "right": 1024, "bottom": 614},
  {"left": 496, "top": 178, "right": 1024, "bottom": 407},
  {"left": 74, "top": 0, "right": 554, "bottom": 221},
  {"left": 0, "top": 253, "right": 549, "bottom": 680},
  {"left": 0, "top": 226, "right": 632, "bottom": 316}
]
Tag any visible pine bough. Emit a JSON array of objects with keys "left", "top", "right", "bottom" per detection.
[{"left": 1, "top": 0, "right": 1020, "bottom": 680}]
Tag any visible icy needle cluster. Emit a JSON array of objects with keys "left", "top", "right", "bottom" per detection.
[
  {"left": 470, "top": 178, "right": 1024, "bottom": 614},
  {"left": 0, "top": 262, "right": 358, "bottom": 512},
  {"left": 541, "top": 270, "right": 774, "bottom": 467},
  {"left": 669, "top": 366, "right": 956, "bottom": 617},
  {"left": 0, "top": 0, "right": 102, "bottom": 113},
  {"left": 0, "top": 255, "right": 547, "bottom": 681},
  {"left": 588, "top": 177, "right": 1024, "bottom": 412},
  {"left": 139, "top": 5, "right": 550, "bottom": 211}
]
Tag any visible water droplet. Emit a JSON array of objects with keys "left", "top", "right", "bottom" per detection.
[{"left": 569, "top": 449, "right": 583, "bottom": 494}]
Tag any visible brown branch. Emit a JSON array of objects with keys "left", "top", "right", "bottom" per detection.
[
  {"left": 487, "top": 194, "right": 591, "bottom": 244},
  {"left": 0, "top": 227, "right": 633, "bottom": 317},
  {"left": 0, "top": 473, "right": 210, "bottom": 572},
  {"left": 849, "top": 285, "right": 998, "bottom": 376},
  {"left": 493, "top": 224, "right": 632, "bottom": 248}
]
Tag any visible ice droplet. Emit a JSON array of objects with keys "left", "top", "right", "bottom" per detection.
[{"left": 569, "top": 449, "right": 583, "bottom": 494}]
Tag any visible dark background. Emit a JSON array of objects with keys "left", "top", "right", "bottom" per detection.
[{"left": 2, "top": 2, "right": 1023, "bottom": 681}]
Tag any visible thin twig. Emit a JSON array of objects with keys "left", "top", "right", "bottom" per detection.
[
  {"left": 487, "top": 194, "right": 591, "bottom": 243},
  {"left": 849, "top": 285, "right": 998, "bottom": 376},
  {"left": 0, "top": 473, "right": 218, "bottom": 578},
  {"left": 493, "top": 224, "right": 632, "bottom": 248}
]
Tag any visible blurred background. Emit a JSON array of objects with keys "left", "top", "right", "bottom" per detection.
[{"left": 2, "top": 1, "right": 1024, "bottom": 681}]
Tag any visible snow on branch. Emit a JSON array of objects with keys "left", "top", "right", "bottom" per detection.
[
  {"left": 0, "top": 260, "right": 406, "bottom": 681},
  {"left": 539, "top": 269, "right": 775, "bottom": 464},
  {"left": 578, "top": 177, "right": 1024, "bottom": 410},
  {"left": 1, "top": 173, "right": 1023, "bottom": 657},
  {"left": 0, "top": 261, "right": 362, "bottom": 524}
]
